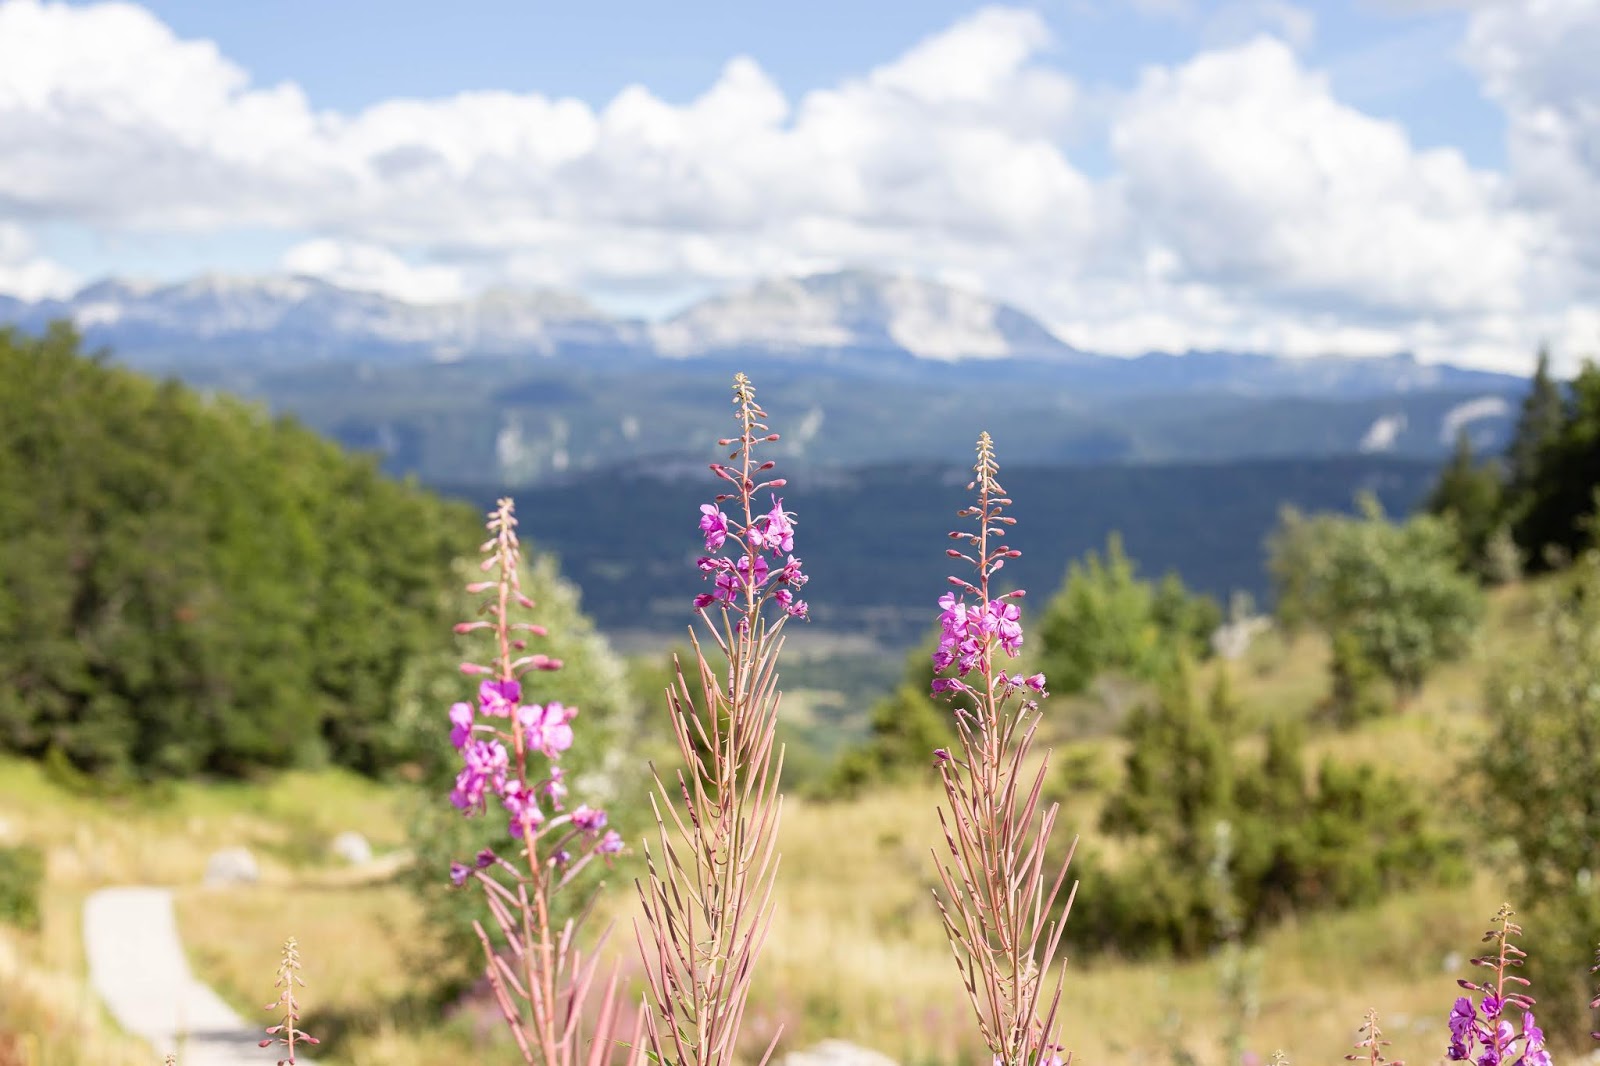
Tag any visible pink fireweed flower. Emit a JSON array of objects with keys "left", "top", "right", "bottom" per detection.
[
  {"left": 772, "top": 587, "right": 808, "bottom": 619},
  {"left": 442, "top": 498, "right": 642, "bottom": 1066},
  {"left": 451, "top": 738, "right": 509, "bottom": 814},
  {"left": 736, "top": 553, "right": 770, "bottom": 591},
  {"left": 988, "top": 599, "right": 1023, "bottom": 655},
  {"left": 448, "top": 702, "right": 474, "bottom": 749},
  {"left": 517, "top": 701, "right": 576, "bottom": 758},
  {"left": 571, "top": 805, "right": 608, "bottom": 832},
  {"left": 1446, "top": 906, "right": 1544, "bottom": 1066},
  {"left": 690, "top": 404, "right": 810, "bottom": 626},
  {"left": 501, "top": 779, "right": 547, "bottom": 837},
  {"left": 775, "top": 554, "right": 808, "bottom": 587},
  {"left": 543, "top": 767, "right": 568, "bottom": 809},
  {"left": 478, "top": 678, "right": 520, "bottom": 718},
  {"left": 748, "top": 496, "right": 796, "bottom": 554},
  {"left": 699, "top": 504, "right": 729, "bottom": 550}
]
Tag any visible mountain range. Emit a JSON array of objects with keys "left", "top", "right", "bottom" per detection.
[
  {"left": 1, "top": 268, "right": 1524, "bottom": 389},
  {"left": 0, "top": 269, "right": 1533, "bottom": 485}
]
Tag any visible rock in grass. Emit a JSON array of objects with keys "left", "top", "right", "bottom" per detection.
[
  {"left": 203, "top": 846, "right": 259, "bottom": 887},
  {"left": 330, "top": 830, "right": 373, "bottom": 865},
  {"left": 782, "top": 1040, "right": 899, "bottom": 1066}
]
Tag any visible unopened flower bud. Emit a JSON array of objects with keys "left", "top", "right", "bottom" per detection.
[{"left": 460, "top": 662, "right": 489, "bottom": 675}]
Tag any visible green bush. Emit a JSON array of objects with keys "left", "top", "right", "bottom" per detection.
[
  {"left": 1267, "top": 495, "right": 1483, "bottom": 699},
  {"left": 0, "top": 843, "right": 43, "bottom": 931},
  {"left": 1320, "top": 628, "right": 1391, "bottom": 728},
  {"left": 1478, "top": 551, "right": 1600, "bottom": 1045},
  {"left": 1067, "top": 660, "right": 1459, "bottom": 958},
  {"left": 1036, "top": 534, "right": 1219, "bottom": 698}
]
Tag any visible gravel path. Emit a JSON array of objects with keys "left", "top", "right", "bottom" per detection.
[{"left": 84, "top": 886, "right": 312, "bottom": 1066}]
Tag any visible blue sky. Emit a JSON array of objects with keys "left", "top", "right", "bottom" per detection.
[{"left": 3, "top": 0, "right": 1599, "bottom": 370}]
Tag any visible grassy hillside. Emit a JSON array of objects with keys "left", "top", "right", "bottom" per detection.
[{"left": 0, "top": 581, "right": 1549, "bottom": 1066}]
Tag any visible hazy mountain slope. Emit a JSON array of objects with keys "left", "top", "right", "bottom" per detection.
[
  {"left": 199, "top": 355, "right": 1512, "bottom": 485},
  {"left": 439, "top": 454, "right": 1442, "bottom": 645}
]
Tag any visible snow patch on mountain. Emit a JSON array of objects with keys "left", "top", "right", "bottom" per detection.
[
  {"left": 1439, "top": 395, "right": 1513, "bottom": 443},
  {"left": 652, "top": 276, "right": 855, "bottom": 355},
  {"left": 652, "top": 270, "right": 1078, "bottom": 362},
  {"left": 1359, "top": 413, "right": 1407, "bottom": 452}
]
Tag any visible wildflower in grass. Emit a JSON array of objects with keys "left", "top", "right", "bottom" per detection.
[
  {"left": 927, "top": 433, "right": 1078, "bottom": 1066},
  {"left": 635, "top": 373, "right": 802, "bottom": 1066},
  {"left": 259, "top": 937, "right": 319, "bottom": 1065},
  {"left": 445, "top": 498, "right": 643, "bottom": 1066},
  {"left": 1444, "top": 904, "right": 1548, "bottom": 1066},
  {"left": 1346, "top": 1009, "right": 1401, "bottom": 1066}
]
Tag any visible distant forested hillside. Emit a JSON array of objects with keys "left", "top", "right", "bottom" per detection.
[
  {"left": 180, "top": 355, "right": 1513, "bottom": 487},
  {"left": 440, "top": 455, "right": 1442, "bottom": 646},
  {"left": 0, "top": 325, "right": 477, "bottom": 780}
]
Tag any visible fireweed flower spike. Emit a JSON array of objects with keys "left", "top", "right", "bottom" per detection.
[
  {"left": 446, "top": 498, "right": 644, "bottom": 1066},
  {"left": 1345, "top": 1009, "right": 1402, "bottom": 1066},
  {"left": 928, "top": 433, "right": 1079, "bottom": 1066},
  {"left": 635, "top": 373, "right": 802, "bottom": 1066},
  {"left": 259, "top": 937, "right": 319, "bottom": 1065},
  {"left": 1444, "top": 904, "right": 1549, "bottom": 1066}
]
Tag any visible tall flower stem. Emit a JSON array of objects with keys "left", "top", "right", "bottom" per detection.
[
  {"left": 447, "top": 499, "right": 635, "bottom": 1066},
  {"left": 635, "top": 374, "right": 805, "bottom": 1066},
  {"left": 930, "top": 433, "right": 1077, "bottom": 1066}
]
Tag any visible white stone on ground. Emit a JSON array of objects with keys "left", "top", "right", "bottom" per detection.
[
  {"left": 203, "top": 847, "right": 259, "bottom": 887},
  {"left": 329, "top": 830, "right": 372, "bottom": 865},
  {"left": 781, "top": 1039, "right": 899, "bottom": 1066},
  {"left": 84, "top": 886, "right": 313, "bottom": 1065}
]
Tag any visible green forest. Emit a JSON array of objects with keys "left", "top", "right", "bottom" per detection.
[{"left": 0, "top": 324, "right": 477, "bottom": 781}]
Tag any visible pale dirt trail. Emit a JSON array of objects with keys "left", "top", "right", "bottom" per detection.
[{"left": 84, "top": 886, "right": 313, "bottom": 1066}]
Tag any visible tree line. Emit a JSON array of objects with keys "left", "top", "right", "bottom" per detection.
[{"left": 0, "top": 324, "right": 478, "bottom": 780}]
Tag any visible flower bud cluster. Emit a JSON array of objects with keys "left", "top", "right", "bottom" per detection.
[{"left": 692, "top": 376, "right": 810, "bottom": 624}]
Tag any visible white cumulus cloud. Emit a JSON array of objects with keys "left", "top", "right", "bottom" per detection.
[
  {"left": 0, "top": 0, "right": 1596, "bottom": 370},
  {"left": 0, "top": 222, "right": 77, "bottom": 299},
  {"left": 1466, "top": 0, "right": 1600, "bottom": 287},
  {"left": 281, "top": 239, "right": 466, "bottom": 304}
]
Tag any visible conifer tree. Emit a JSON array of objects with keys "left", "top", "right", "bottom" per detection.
[
  {"left": 1426, "top": 429, "right": 1504, "bottom": 576},
  {"left": 1506, "top": 346, "right": 1565, "bottom": 500}
]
